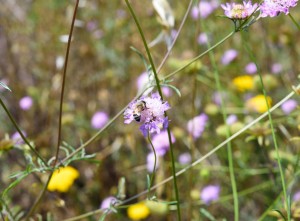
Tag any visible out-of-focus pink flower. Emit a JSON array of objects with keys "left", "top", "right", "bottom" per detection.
[
  {"left": 271, "top": 63, "right": 282, "bottom": 74},
  {"left": 197, "top": 33, "right": 209, "bottom": 45},
  {"left": 187, "top": 113, "right": 208, "bottom": 139},
  {"left": 19, "top": 96, "right": 33, "bottom": 110},
  {"left": 100, "top": 196, "right": 117, "bottom": 210},
  {"left": 191, "top": 6, "right": 200, "bottom": 20},
  {"left": 221, "top": 49, "right": 238, "bottom": 65},
  {"left": 201, "top": 185, "right": 220, "bottom": 205},
  {"left": 199, "top": 1, "right": 218, "bottom": 18},
  {"left": 91, "top": 112, "right": 109, "bottom": 129},
  {"left": 245, "top": 62, "right": 257, "bottom": 74},
  {"left": 86, "top": 20, "right": 98, "bottom": 32},
  {"left": 226, "top": 114, "right": 238, "bottom": 125},
  {"left": 147, "top": 152, "right": 159, "bottom": 172},
  {"left": 293, "top": 191, "right": 300, "bottom": 202},
  {"left": 260, "top": 0, "right": 298, "bottom": 17},
  {"left": 178, "top": 152, "right": 192, "bottom": 165},
  {"left": 11, "top": 131, "right": 26, "bottom": 145},
  {"left": 281, "top": 99, "right": 297, "bottom": 114},
  {"left": 151, "top": 130, "right": 175, "bottom": 156}
]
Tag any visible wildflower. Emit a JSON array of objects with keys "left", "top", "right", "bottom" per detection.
[
  {"left": 293, "top": 191, "right": 300, "bottom": 202},
  {"left": 19, "top": 96, "right": 33, "bottom": 110},
  {"left": 271, "top": 63, "right": 283, "bottom": 74},
  {"left": 201, "top": 185, "right": 220, "bottom": 205},
  {"left": 197, "top": 33, "right": 209, "bottom": 45},
  {"left": 191, "top": 6, "right": 200, "bottom": 20},
  {"left": 124, "top": 93, "right": 170, "bottom": 137},
  {"left": 281, "top": 99, "right": 297, "bottom": 114},
  {"left": 246, "top": 95, "right": 272, "bottom": 113},
  {"left": 232, "top": 75, "right": 254, "bottom": 92},
  {"left": 245, "top": 62, "right": 257, "bottom": 74},
  {"left": 221, "top": 1, "right": 258, "bottom": 19},
  {"left": 147, "top": 152, "right": 160, "bottom": 172},
  {"left": 127, "top": 202, "right": 150, "bottom": 220},
  {"left": 199, "top": 0, "right": 219, "bottom": 18},
  {"left": 91, "top": 111, "right": 109, "bottom": 129},
  {"left": 11, "top": 131, "right": 26, "bottom": 145},
  {"left": 226, "top": 114, "right": 238, "bottom": 125},
  {"left": 221, "top": 49, "right": 238, "bottom": 65},
  {"left": 260, "top": 0, "right": 298, "bottom": 17},
  {"left": 151, "top": 131, "right": 175, "bottom": 156},
  {"left": 187, "top": 113, "right": 208, "bottom": 139},
  {"left": 100, "top": 196, "right": 117, "bottom": 210},
  {"left": 178, "top": 152, "right": 192, "bottom": 165},
  {"left": 48, "top": 166, "right": 79, "bottom": 192}
]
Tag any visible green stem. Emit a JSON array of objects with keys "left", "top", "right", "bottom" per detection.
[
  {"left": 288, "top": 13, "right": 300, "bottom": 31},
  {"left": 24, "top": 1, "right": 79, "bottom": 219},
  {"left": 147, "top": 132, "right": 157, "bottom": 193},
  {"left": 204, "top": 22, "right": 239, "bottom": 220},
  {"left": 0, "top": 97, "right": 47, "bottom": 165},
  {"left": 124, "top": 0, "right": 181, "bottom": 219},
  {"left": 242, "top": 33, "right": 289, "bottom": 220}
]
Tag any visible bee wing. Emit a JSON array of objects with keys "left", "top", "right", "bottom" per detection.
[{"left": 152, "top": 0, "right": 175, "bottom": 28}]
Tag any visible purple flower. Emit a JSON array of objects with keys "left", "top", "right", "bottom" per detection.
[
  {"left": 281, "top": 99, "right": 297, "bottom": 114},
  {"left": 100, "top": 196, "right": 117, "bottom": 210},
  {"left": 150, "top": 131, "right": 175, "bottom": 156},
  {"left": 201, "top": 185, "right": 220, "bottom": 205},
  {"left": 221, "top": 1, "right": 258, "bottom": 19},
  {"left": 293, "top": 191, "right": 300, "bottom": 202},
  {"left": 91, "top": 112, "right": 109, "bottom": 129},
  {"left": 191, "top": 6, "right": 200, "bottom": 20},
  {"left": 197, "top": 33, "right": 209, "bottom": 45},
  {"left": 147, "top": 152, "right": 160, "bottom": 172},
  {"left": 260, "top": 0, "right": 298, "bottom": 17},
  {"left": 271, "top": 63, "right": 282, "bottom": 74},
  {"left": 86, "top": 20, "right": 98, "bottom": 32},
  {"left": 11, "top": 131, "right": 26, "bottom": 145},
  {"left": 124, "top": 93, "right": 171, "bottom": 136},
  {"left": 19, "top": 96, "right": 33, "bottom": 110},
  {"left": 221, "top": 49, "right": 238, "bottom": 65},
  {"left": 199, "top": 0, "right": 219, "bottom": 18},
  {"left": 178, "top": 152, "right": 192, "bottom": 165},
  {"left": 226, "top": 114, "right": 238, "bottom": 125},
  {"left": 245, "top": 62, "right": 257, "bottom": 74},
  {"left": 187, "top": 113, "right": 208, "bottom": 139}
]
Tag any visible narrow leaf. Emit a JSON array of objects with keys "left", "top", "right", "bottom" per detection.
[{"left": 0, "top": 82, "right": 11, "bottom": 92}]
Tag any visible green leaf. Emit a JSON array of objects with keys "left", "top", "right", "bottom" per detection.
[
  {"left": 130, "top": 46, "right": 149, "bottom": 71},
  {"left": 0, "top": 81, "right": 11, "bottom": 92},
  {"left": 272, "top": 209, "right": 287, "bottom": 221},
  {"left": 199, "top": 208, "right": 217, "bottom": 221},
  {"left": 160, "top": 84, "right": 181, "bottom": 97}
]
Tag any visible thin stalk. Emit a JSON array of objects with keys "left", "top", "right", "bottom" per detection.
[
  {"left": 288, "top": 13, "right": 300, "bottom": 30},
  {"left": 147, "top": 132, "right": 157, "bottom": 192},
  {"left": 61, "top": 84, "right": 300, "bottom": 221},
  {"left": 242, "top": 33, "right": 289, "bottom": 220},
  {"left": 24, "top": 1, "right": 79, "bottom": 219},
  {"left": 204, "top": 27, "right": 239, "bottom": 220},
  {"left": 0, "top": 97, "right": 47, "bottom": 165},
  {"left": 124, "top": 0, "right": 181, "bottom": 219}
]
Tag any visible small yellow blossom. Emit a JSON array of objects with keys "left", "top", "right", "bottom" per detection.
[
  {"left": 246, "top": 95, "right": 272, "bottom": 113},
  {"left": 127, "top": 202, "right": 150, "bottom": 220},
  {"left": 47, "top": 166, "right": 79, "bottom": 192},
  {"left": 232, "top": 75, "right": 254, "bottom": 92}
]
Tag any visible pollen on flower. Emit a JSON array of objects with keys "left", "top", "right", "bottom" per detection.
[
  {"left": 221, "top": 1, "right": 258, "bottom": 19},
  {"left": 47, "top": 166, "right": 79, "bottom": 192},
  {"left": 124, "top": 93, "right": 170, "bottom": 136}
]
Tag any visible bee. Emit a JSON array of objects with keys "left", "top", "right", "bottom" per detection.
[{"left": 133, "top": 101, "right": 147, "bottom": 122}]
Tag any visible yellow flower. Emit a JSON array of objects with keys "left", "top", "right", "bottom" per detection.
[
  {"left": 47, "top": 166, "right": 79, "bottom": 192},
  {"left": 246, "top": 95, "right": 272, "bottom": 113},
  {"left": 232, "top": 75, "right": 254, "bottom": 92},
  {"left": 127, "top": 202, "right": 150, "bottom": 220}
]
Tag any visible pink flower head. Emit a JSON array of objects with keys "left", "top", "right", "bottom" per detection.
[
  {"left": 201, "top": 185, "right": 220, "bottom": 205},
  {"left": 100, "top": 196, "right": 117, "bottom": 210},
  {"left": 221, "top": 1, "right": 258, "bottom": 19},
  {"left": 124, "top": 93, "right": 171, "bottom": 137},
  {"left": 221, "top": 49, "right": 238, "bottom": 65},
  {"left": 19, "top": 96, "right": 33, "bottom": 110},
  {"left": 260, "top": 0, "right": 298, "bottom": 17},
  {"left": 226, "top": 114, "right": 238, "bottom": 125},
  {"left": 293, "top": 191, "right": 300, "bottom": 202},
  {"left": 11, "top": 131, "right": 26, "bottom": 145},
  {"left": 191, "top": 6, "right": 200, "bottom": 20},
  {"left": 197, "top": 33, "right": 209, "bottom": 45},
  {"left": 271, "top": 63, "right": 283, "bottom": 74},
  {"left": 281, "top": 99, "right": 297, "bottom": 114},
  {"left": 245, "top": 62, "right": 257, "bottom": 74},
  {"left": 187, "top": 113, "right": 208, "bottom": 139},
  {"left": 91, "top": 112, "right": 109, "bottom": 129},
  {"left": 199, "top": 0, "right": 219, "bottom": 18},
  {"left": 151, "top": 130, "right": 175, "bottom": 156},
  {"left": 178, "top": 152, "right": 192, "bottom": 165},
  {"left": 147, "top": 152, "right": 160, "bottom": 172}
]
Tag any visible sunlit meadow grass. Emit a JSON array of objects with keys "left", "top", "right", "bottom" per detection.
[{"left": 0, "top": 0, "right": 300, "bottom": 220}]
